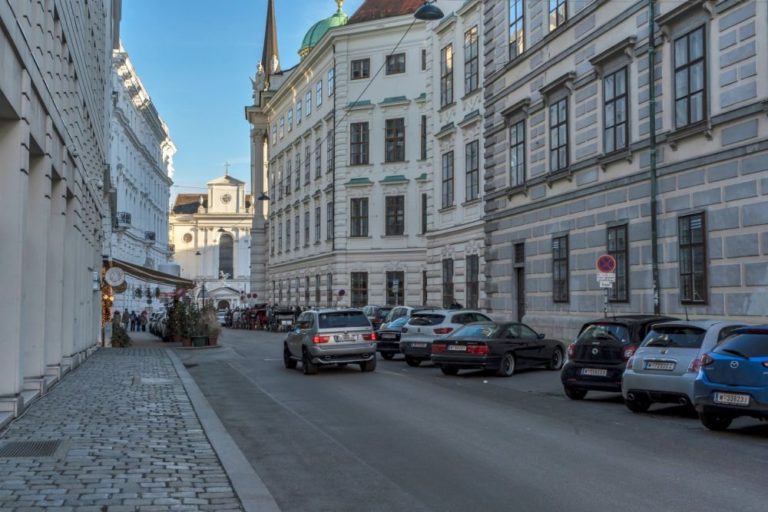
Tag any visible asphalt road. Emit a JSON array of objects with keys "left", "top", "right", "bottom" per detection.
[{"left": 183, "top": 328, "right": 768, "bottom": 512}]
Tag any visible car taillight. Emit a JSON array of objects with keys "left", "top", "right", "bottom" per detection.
[
  {"left": 699, "top": 353, "right": 714, "bottom": 367},
  {"left": 467, "top": 344, "right": 489, "bottom": 355},
  {"left": 312, "top": 335, "right": 330, "bottom": 344},
  {"left": 567, "top": 343, "right": 576, "bottom": 358},
  {"left": 433, "top": 327, "right": 454, "bottom": 335},
  {"left": 688, "top": 356, "right": 704, "bottom": 373},
  {"left": 363, "top": 332, "right": 378, "bottom": 341},
  {"left": 432, "top": 343, "right": 446, "bottom": 353},
  {"left": 623, "top": 345, "right": 637, "bottom": 360}
]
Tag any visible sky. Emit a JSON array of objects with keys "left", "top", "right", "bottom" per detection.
[{"left": 121, "top": 0, "right": 365, "bottom": 200}]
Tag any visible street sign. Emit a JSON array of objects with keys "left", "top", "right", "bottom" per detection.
[
  {"left": 596, "top": 254, "right": 617, "bottom": 274},
  {"left": 599, "top": 281, "right": 614, "bottom": 288}
]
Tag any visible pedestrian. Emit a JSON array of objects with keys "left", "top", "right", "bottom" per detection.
[
  {"left": 140, "top": 311, "right": 148, "bottom": 332},
  {"left": 122, "top": 311, "right": 130, "bottom": 331},
  {"left": 112, "top": 310, "right": 122, "bottom": 330}
]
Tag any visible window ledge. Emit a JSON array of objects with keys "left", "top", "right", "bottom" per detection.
[
  {"left": 439, "top": 102, "right": 456, "bottom": 113},
  {"left": 382, "top": 160, "right": 409, "bottom": 165},
  {"left": 349, "top": 162, "right": 373, "bottom": 168},
  {"left": 546, "top": 168, "right": 573, "bottom": 187},
  {"left": 439, "top": 205, "right": 456, "bottom": 213},
  {"left": 598, "top": 148, "right": 633, "bottom": 170},
  {"left": 461, "top": 89, "right": 482, "bottom": 102},
  {"left": 462, "top": 198, "right": 482, "bottom": 207},
  {"left": 382, "top": 234, "right": 406, "bottom": 238},
  {"left": 667, "top": 120, "right": 712, "bottom": 149}
]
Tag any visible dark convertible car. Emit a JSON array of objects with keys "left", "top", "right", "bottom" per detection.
[{"left": 430, "top": 322, "right": 565, "bottom": 377}]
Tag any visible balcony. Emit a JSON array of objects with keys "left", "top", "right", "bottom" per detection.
[
  {"left": 116, "top": 211, "right": 131, "bottom": 229},
  {"left": 144, "top": 231, "right": 156, "bottom": 243}
]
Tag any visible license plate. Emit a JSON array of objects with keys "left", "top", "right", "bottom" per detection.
[
  {"left": 448, "top": 345, "right": 467, "bottom": 352},
  {"left": 336, "top": 334, "right": 357, "bottom": 342},
  {"left": 281, "top": 320, "right": 292, "bottom": 325},
  {"left": 412, "top": 343, "right": 427, "bottom": 348},
  {"left": 581, "top": 368, "right": 608, "bottom": 377},
  {"left": 381, "top": 334, "right": 395, "bottom": 340},
  {"left": 713, "top": 392, "right": 750, "bottom": 407},
  {"left": 645, "top": 361, "right": 675, "bottom": 371}
]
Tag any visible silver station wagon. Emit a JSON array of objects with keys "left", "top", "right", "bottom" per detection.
[{"left": 622, "top": 320, "right": 746, "bottom": 412}]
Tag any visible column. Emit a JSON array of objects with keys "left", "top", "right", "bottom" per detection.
[
  {"left": 45, "top": 176, "right": 66, "bottom": 370},
  {"left": 250, "top": 128, "right": 268, "bottom": 301},
  {"left": 60, "top": 190, "right": 77, "bottom": 363}
]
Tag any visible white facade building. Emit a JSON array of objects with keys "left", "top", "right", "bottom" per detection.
[
  {"left": 247, "top": 0, "right": 463, "bottom": 309},
  {"left": 108, "top": 46, "right": 176, "bottom": 313},
  {"left": 169, "top": 174, "right": 254, "bottom": 310},
  {"left": 0, "top": 0, "right": 120, "bottom": 427}
]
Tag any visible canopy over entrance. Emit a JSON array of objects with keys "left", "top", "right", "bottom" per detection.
[{"left": 104, "top": 258, "right": 195, "bottom": 289}]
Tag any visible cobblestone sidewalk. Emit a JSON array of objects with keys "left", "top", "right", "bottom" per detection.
[{"left": 0, "top": 348, "right": 244, "bottom": 511}]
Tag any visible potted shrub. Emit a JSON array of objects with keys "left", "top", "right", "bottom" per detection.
[
  {"left": 111, "top": 324, "right": 132, "bottom": 348},
  {"left": 201, "top": 306, "right": 221, "bottom": 345},
  {"left": 187, "top": 306, "right": 208, "bottom": 347}
]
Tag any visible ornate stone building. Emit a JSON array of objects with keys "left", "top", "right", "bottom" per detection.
[
  {"left": 482, "top": 0, "right": 768, "bottom": 339},
  {"left": 0, "top": 0, "right": 121, "bottom": 427}
]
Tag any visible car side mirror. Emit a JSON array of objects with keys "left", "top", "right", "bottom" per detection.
[{"left": 537, "top": 333, "right": 545, "bottom": 339}]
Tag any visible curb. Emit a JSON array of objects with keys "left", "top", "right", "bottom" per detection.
[{"left": 166, "top": 348, "right": 281, "bottom": 512}]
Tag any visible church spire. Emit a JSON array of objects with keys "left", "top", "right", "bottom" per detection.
[{"left": 261, "top": 0, "right": 280, "bottom": 76}]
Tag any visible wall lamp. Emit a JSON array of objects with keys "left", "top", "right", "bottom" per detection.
[{"left": 414, "top": 1, "right": 445, "bottom": 20}]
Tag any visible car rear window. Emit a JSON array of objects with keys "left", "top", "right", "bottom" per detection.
[
  {"left": 318, "top": 311, "right": 370, "bottom": 329},
  {"left": 377, "top": 307, "right": 393, "bottom": 318},
  {"left": 642, "top": 326, "right": 707, "bottom": 348},
  {"left": 577, "top": 323, "right": 631, "bottom": 345},
  {"left": 384, "top": 317, "right": 408, "bottom": 329},
  {"left": 409, "top": 314, "right": 445, "bottom": 326},
  {"left": 713, "top": 333, "right": 768, "bottom": 359},
  {"left": 450, "top": 324, "right": 497, "bottom": 338}
]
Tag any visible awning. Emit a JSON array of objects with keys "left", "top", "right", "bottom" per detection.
[{"left": 104, "top": 258, "right": 196, "bottom": 288}]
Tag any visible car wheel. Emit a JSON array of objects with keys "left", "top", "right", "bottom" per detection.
[
  {"left": 564, "top": 386, "right": 587, "bottom": 400},
  {"left": 547, "top": 347, "right": 564, "bottom": 370},
  {"left": 405, "top": 356, "right": 421, "bottom": 367},
  {"left": 625, "top": 394, "right": 651, "bottom": 413},
  {"left": 440, "top": 367, "right": 459, "bottom": 376},
  {"left": 700, "top": 412, "right": 733, "bottom": 431},
  {"left": 283, "top": 344, "right": 297, "bottom": 369},
  {"left": 302, "top": 349, "right": 318, "bottom": 375},
  {"left": 496, "top": 353, "right": 516, "bottom": 377},
  {"left": 360, "top": 356, "right": 377, "bottom": 373},
  {"left": 381, "top": 352, "right": 394, "bottom": 360}
]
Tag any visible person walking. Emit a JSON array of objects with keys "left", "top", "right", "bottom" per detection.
[
  {"left": 140, "top": 311, "right": 148, "bottom": 332},
  {"left": 122, "top": 310, "right": 130, "bottom": 331}
]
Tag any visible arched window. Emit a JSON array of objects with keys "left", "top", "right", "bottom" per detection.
[{"left": 219, "top": 233, "right": 234, "bottom": 279}]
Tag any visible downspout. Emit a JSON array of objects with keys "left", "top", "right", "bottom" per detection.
[
  {"left": 648, "top": 0, "right": 661, "bottom": 315},
  {"left": 332, "top": 44, "right": 337, "bottom": 252}
]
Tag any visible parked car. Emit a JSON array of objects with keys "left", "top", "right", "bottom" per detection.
[
  {"left": 622, "top": 320, "right": 746, "bottom": 412},
  {"left": 283, "top": 308, "right": 378, "bottom": 375},
  {"left": 363, "top": 305, "right": 393, "bottom": 330},
  {"left": 381, "top": 305, "right": 440, "bottom": 329},
  {"left": 561, "top": 315, "right": 676, "bottom": 400},
  {"left": 431, "top": 322, "right": 565, "bottom": 377},
  {"left": 376, "top": 316, "right": 410, "bottom": 360},
  {"left": 400, "top": 309, "right": 492, "bottom": 367},
  {"left": 693, "top": 325, "right": 768, "bottom": 431}
]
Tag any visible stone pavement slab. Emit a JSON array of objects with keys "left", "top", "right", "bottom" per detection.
[{"left": 0, "top": 347, "right": 247, "bottom": 511}]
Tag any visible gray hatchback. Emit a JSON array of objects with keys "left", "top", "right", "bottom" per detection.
[{"left": 283, "top": 308, "right": 378, "bottom": 375}]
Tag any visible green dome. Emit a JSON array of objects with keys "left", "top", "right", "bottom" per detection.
[{"left": 299, "top": 3, "right": 348, "bottom": 58}]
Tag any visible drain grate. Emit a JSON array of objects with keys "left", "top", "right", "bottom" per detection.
[{"left": 0, "top": 440, "right": 63, "bottom": 458}]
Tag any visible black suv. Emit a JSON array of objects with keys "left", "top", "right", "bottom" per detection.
[{"left": 561, "top": 315, "right": 676, "bottom": 400}]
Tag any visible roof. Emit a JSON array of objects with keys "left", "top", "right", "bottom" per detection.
[
  {"left": 586, "top": 315, "right": 678, "bottom": 326},
  {"left": 207, "top": 174, "right": 244, "bottom": 185},
  {"left": 260, "top": 0, "right": 280, "bottom": 74},
  {"left": 652, "top": 320, "right": 744, "bottom": 329},
  {"left": 173, "top": 194, "right": 206, "bottom": 214},
  {"left": 349, "top": 0, "right": 424, "bottom": 24},
  {"left": 299, "top": 2, "right": 348, "bottom": 58}
]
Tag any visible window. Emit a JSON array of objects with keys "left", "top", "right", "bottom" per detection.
[
  {"left": 385, "top": 196, "right": 405, "bottom": 236},
  {"left": 420, "top": 115, "right": 427, "bottom": 160},
  {"left": 421, "top": 48, "right": 427, "bottom": 70},
  {"left": 422, "top": 270, "right": 428, "bottom": 305},
  {"left": 441, "top": 151, "right": 454, "bottom": 208},
  {"left": 306, "top": 91, "right": 312, "bottom": 116},
  {"left": 385, "top": 118, "right": 405, "bottom": 162},
  {"left": 278, "top": 220, "right": 283, "bottom": 253},
  {"left": 607, "top": 225, "right": 629, "bottom": 302},
  {"left": 679, "top": 212, "right": 707, "bottom": 303},
  {"left": 326, "top": 273, "right": 333, "bottom": 306},
  {"left": 219, "top": 234, "right": 233, "bottom": 279},
  {"left": 270, "top": 225, "right": 275, "bottom": 256},
  {"left": 509, "top": 0, "right": 524, "bottom": 59},
  {"left": 285, "top": 158, "right": 292, "bottom": 196},
  {"left": 315, "top": 138, "right": 322, "bottom": 178},
  {"left": 316, "top": 80, "right": 323, "bottom": 107},
  {"left": 294, "top": 214, "right": 300, "bottom": 249},
  {"left": 386, "top": 271, "right": 405, "bottom": 305},
  {"left": 271, "top": 122, "right": 277, "bottom": 144},
  {"left": 464, "top": 27, "right": 479, "bottom": 94},
  {"left": 442, "top": 259, "right": 454, "bottom": 308},
  {"left": 279, "top": 281, "right": 283, "bottom": 302},
  {"left": 279, "top": 116, "right": 285, "bottom": 138},
  {"left": 421, "top": 193, "right": 428, "bottom": 234},
  {"left": 327, "top": 128, "right": 335, "bottom": 172},
  {"left": 304, "top": 145, "right": 311, "bottom": 184},
  {"left": 326, "top": 201, "right": 334, "bottom": 240},
  {"left": 466, "top": 255, "right": 479, "bottom": 309},
  {"left": 295, "top": 278, "right": 300, "bottom": 304},
  {"left": 315, "top": 275, "right": 321, "bottom": 304},
  {"left": 285, "top": 218, "right": 291, "bottom": 251},
  {"left": 287, "top": 110, "right": 293, "bottom": 131},
  {"left": 549, "top": 0, "right": 567, "bottom": 32},
  {"left": 509, "top": 120, "right": 526, "bottom": 186},
  {"left": 350, "top": 198, "right": 369, "bottom": 237},
  {"left": 314, "top": 206, "right": 321, "bottom": 242},
  {"left": 465, "top": 140, "right": 480, "bottom": 201},
  {"left": 440, "top": 44, "right": 454, "bottom": 107},
  {"left": 350, "top": 122, "right": 369, "bottom": 165},
  {"left": 674, "top": 26, "right": 706, "bottom": 129},
  {"left": 386, "top": 53, "right": 406, "bottom": 74},
  {"left": 552, "top": 235, "right": 569, "bottom": 303},
  {"left": 328, "top": 68, "right": 335, "bottom": 96},
  {"left": 296, "top": 100, "right": 302, "bottom": 124},
  {"left": 351, "top": 272, "right": 368, "bottom": 307},
  {"left": 303, "top": 211, "right": 310, "bottom": 247},
  {"left": 604, "top": 67, "right": 628, "bottom": 153},
  {"left": 295, "top": 152, "right": 301, "bottom": 190},
  {"left": 351, "top": 58, "right": 370, "bottom": 79},
  {"left": 549, "top": 97, "right": 569, "bottom": 172}
]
